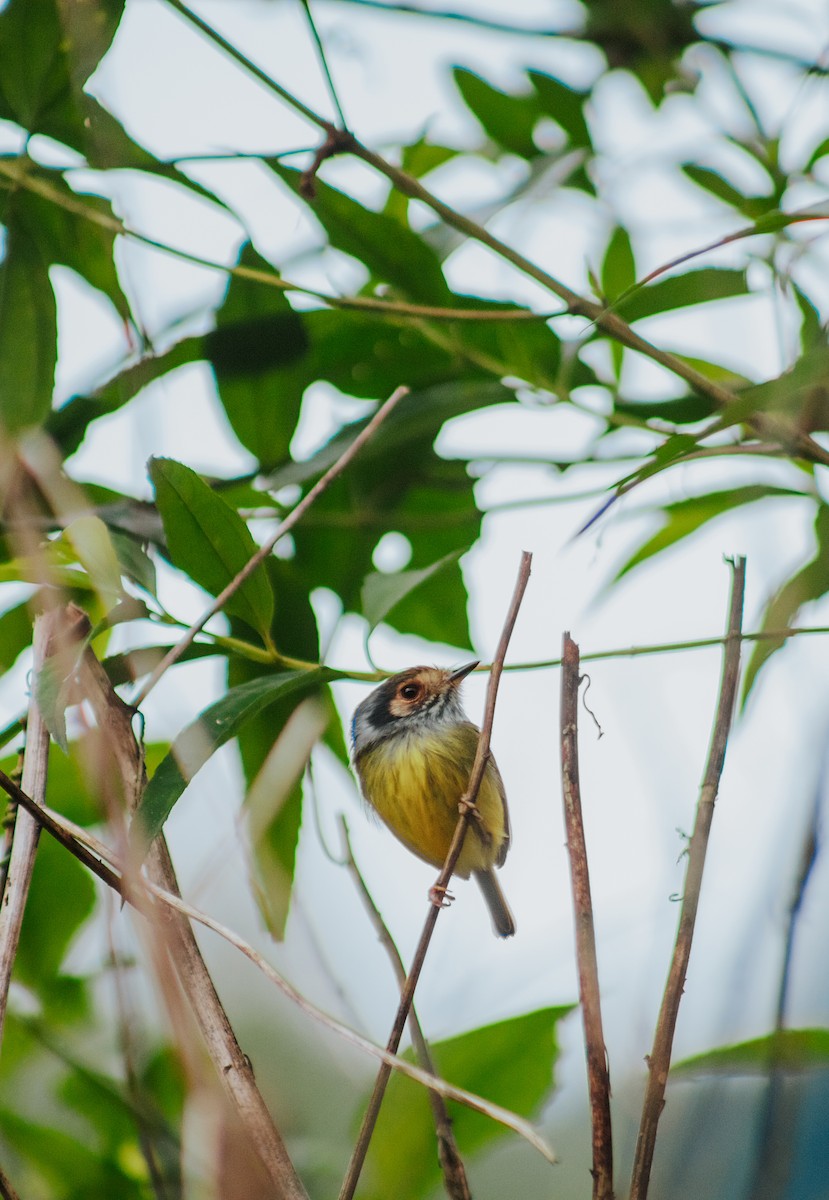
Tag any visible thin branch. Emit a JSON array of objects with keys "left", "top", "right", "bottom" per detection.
[
  {"left": 0, "top": 609, "right": 66, "bottom": 1048},
  {"left": 0, "top": 770, "right": 555, "bottom": 1165},
  {"left": 0, "top": 159, "right": 552, "bottom": 324},
  {"left": 339, "top": 817, "right": 472, "bottom": 1200},
  {"left": 298, "top": 0, "right": 348, "bottom": 130},
  {"left": 132, "top": 384, "right": 408, "bottom": 706},
  {"left": 629, "top": 556, "right": 747, "bottom": 1200},
  {"left": 0, "top": 1161, "right": 21, "bottom": 1200},
  {"left": 560, "top": 634, "right": 614, "bottom": 1200},
  {"left": 339, "top": 550, "right": 533, "bottom": 1200}
]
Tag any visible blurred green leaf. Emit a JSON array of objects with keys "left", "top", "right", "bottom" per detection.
[
  {"left": 674, "top": 1029, "right": 829, "bottom": 1075},
  {"left": 615, "top": 486, "right": 805, "bottom": 580},
  {"left": 364, "top": 1006, "right": 573, "bottom": 1200},
  {"left": 209, "top": 242, "right": 309, "bottom": 462},
  {"left": 602, "top": 226, "right": 636, "bottom": 302},
  {"left": 362, "top": 548, "right": 468, "bottom": 637},
  {"left": 453, "top": 68, "right": 540, "bottom": 159},
  {"left": 270, "top": 163, "right": 451, "bottom": 305},
  {"left": 245, "top": 698, "right": 328, "bottom": 940},
  {"left": 528, "top": 70, "right": 591, "bottom": 147},
  {"left": 0, "top": 169, "right": 131, "bottom": 320},
  {"left": 0, "top": 0, "right": 123, "bottom": 148},
  {"left": 616, "top": 268, "right": 750, "bottom": 323},
  {"left": 682, "top": 164, "right": 772, "bottom": 219},
  {"left": 0, "top": 1106, "right": 145, "bottom": 1200},
  {"left": 0, "top": 213, "right": 57, "bottom": 433},
  {"left": 0, "top": 600, "right": 32, "bottom": 674},
  {"left": 134, "top": 669, "right": 324, "bottom": 852},
  {"left": 742, "top": 504, "right": 829, "bottom": 704},
  {"left": 230, "top": 560, "right": 323, "bottom": 939},
  {"left": 16, "top": 836, "right": 95, "bottom": 994},
  {"left": 150, "top": 456, "right": 274, "bottom": 640}
]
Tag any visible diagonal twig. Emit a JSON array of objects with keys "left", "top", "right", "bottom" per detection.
[
  {"left": 339, "top": 817, "right": 472, "bottom": 1200},
  {"left": 298, "top": 0, "right": 348, "bottom": 130},
  {"left": 629, "top": 556, "right": 747, "bottom": 1200},
  {"left": 339, "top": 549, "right": 533, "bottom": 1200},
  {"left": 132, "top": 384, "right": 409, "bottom": 708},
  {"left": 560, "top": 634, "right": 613, "bottom": 1200}
]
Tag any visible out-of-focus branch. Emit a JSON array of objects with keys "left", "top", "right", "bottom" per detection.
[{"left": 630, "top": 557, "right": 746, "bottom": 1200}]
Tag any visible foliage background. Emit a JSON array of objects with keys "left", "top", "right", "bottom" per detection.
[{"left": 0, "top": 0, "right": 828, "bottom": 1197}]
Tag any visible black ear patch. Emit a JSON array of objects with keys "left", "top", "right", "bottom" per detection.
[{"left": 367, "top": 678, "right": 400, "bottom": 729}]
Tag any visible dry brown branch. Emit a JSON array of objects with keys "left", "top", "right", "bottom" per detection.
[
  {"left": 560, "top": 634, "right": 614, "bottom": 1199},
  {"left": 70, "top": 627, "right": 310, "bottom": 1200},
  {"left": 339, "top": 549, "right": 533, "bottom": 1200},
  {"left": 132, "top": 384, "right": 409, "bottom": 707},
  {"left": 0, "top": 1160, "right": 21, "bottom": 1200},
  {"left": 0, "top": 769, "right": 555, "bottom": 1164},
  {"left": 339, "top": 817, "right": 472, "bottom": 1200},
  {"left": 629, "top": 556, "right": 747, "bottom": 1200}
]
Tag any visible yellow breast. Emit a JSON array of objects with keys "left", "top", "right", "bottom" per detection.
[{"left": 354, "top": 723, "right": 508, "bottom": 878}]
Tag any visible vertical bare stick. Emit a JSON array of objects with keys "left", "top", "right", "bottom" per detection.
[
  {"left": 630, "top": 557, "right": 746, "bottom": 1200},
  {"left": 560, "top": 634, "right": 614, "bottom": 1200},
  {"left": 339, "top": 550, "right": 532, "bottom": 1200},
  {"left": 0, "top": 609, "right": 61, "bottom": 1048},
  {"left": 339, "top": 817, "right": 471, "bottom": 1200}
]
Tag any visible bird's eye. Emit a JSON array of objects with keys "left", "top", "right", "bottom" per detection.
[{"left": 400, "top": 683, "right": 421, "bottom": 701}]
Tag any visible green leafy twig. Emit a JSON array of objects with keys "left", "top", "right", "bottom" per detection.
[{"left": 629, "top": 557, "right": 746, "bottom": 1200}]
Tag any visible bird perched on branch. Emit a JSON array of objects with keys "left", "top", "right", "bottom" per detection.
[{"left": 350, "top": 662, "right": 515, "bottom": 938}]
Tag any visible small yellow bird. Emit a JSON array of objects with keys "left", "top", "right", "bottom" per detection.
[{"left": 350, "top": 662, "right": 515, "bottom": 938}]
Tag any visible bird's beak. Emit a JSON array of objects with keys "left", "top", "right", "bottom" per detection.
[{"left": 449, "top": 660, "right": 479, "bottom": 685}]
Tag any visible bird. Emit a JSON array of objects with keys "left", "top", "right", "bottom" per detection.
[{"left": 350, "top": 662, "right": 516, "bottom": 938}]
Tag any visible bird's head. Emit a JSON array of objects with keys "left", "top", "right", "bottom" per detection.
[{"left": 350, "top": 662, "right": 478, "bottom": 755}]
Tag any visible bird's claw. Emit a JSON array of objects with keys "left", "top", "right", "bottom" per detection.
[{"left": 429, "top": 884, "right": 455, "bottom": 910}]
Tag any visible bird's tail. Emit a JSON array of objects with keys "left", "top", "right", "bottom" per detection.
[{"left": 474, "top": 869, "right": 516, "bottom": 938}]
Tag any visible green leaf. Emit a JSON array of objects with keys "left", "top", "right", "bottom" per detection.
[
  {"left": 453, "top": 68, "right": 540, "bottom": 159},
  {"left": 615, "top": 268, "right": 750, "bottom": 323},
  {"left": 48, "top": 337, "right": 202, "bottom": 457},
  {"left": 245, "top": 698, "right": 328, "bottom": 940},
  {"left": 528, "top": 71, "right": 591, "bottom": 148},
  {"left": 0, "top": 1107, "right": 145, "bottom": 1199},
  {"left": 0, "top": 214, "right": 57, "bottom": 433},
  {"left": 615, "top": 486, "right": 806, "bottom": 580},
  {"left": 674, "top": 1029, "right": 829, "bottom": 1075},
  {"left": 742, "top": 504, "right": 829, "bottom": 704},
  {"left": 362, "top": 548, "right": 469, "bottom": 642},
  {"left": 269, "top": 162, "right": 451, "bottom": 305},
  {"left": 0, "top": 600, "right": 33, "bottom": 674},
  {"left": 150, "top": 456, "right": 274, "bottom": 640},
  {"left": 16, "top": 835, "right": 96, "bottom": 993},
  {"left": 0, "top": 167, "right": 131, "bottom": 321},
  {"left": 0, "top": 0, "right": 123, "bottom": 148},
  {"left": 133, "top": 669, "right": 323, "bottom": 852},
  {"left": 363, "top": 1006, "right": 573, "bottom": 1200},
  {"left": 682, "top": 164, "right": 772, "bottom": 219},
  {"left": 601, "top": 226, "right": 636, "bottom": 302},
  {"left": 61, "top": 515, "right": 124, "bottom": 601},
  {"left": 229, "top": 560, "right": 323, "bottom": 939},
  {"left": 209, "top": 242, "right": 309, "bottom": 462}
]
